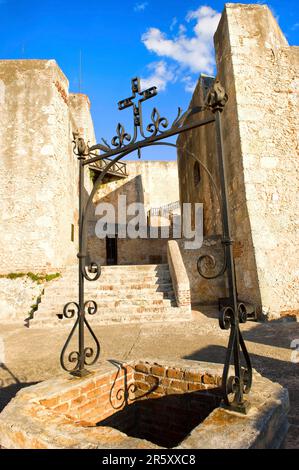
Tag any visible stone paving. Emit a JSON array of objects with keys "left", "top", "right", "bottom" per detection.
[{"left": 0, "top": 308, "right": 298, "bottom": 448}]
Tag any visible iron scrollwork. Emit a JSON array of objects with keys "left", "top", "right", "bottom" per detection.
[
  {"left": 60, "top": 300, "right": 100, "bottom": 375},
  {"left": 109, "top": 360, "right": 159, "bottom": 410},
  {"left": 81, "top": 261, "right": 101, "bottom": 282},
  {"left": 219, "top": 305, "right": 252, "bottom": 409},
  {"left": 197, "top": 243, "right": 227, "bottom": 280}
]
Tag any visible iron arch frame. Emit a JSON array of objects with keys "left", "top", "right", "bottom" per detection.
[{"left": 59, "top": 77, "right": 252, "bottom": 413}]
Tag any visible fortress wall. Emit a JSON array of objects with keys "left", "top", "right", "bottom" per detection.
[
  {"left": 0, "top": 60, "right": 96, "bottom": 273},
  {"left": 216, "top": 4, "right": 299, "bottom": 318},
  {"left": 177, "top": 4, "right": 299, "bottom": 317}
]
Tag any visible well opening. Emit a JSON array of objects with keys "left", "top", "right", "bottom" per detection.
[{"left": 97, "top": 389, "right": 221, "bottom": 448}]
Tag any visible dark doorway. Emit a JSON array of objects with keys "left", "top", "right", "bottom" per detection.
[{"left": 106, "top": 236, "right": 117, "bottom": 265}]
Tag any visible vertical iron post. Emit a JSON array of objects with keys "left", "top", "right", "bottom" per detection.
[
  {"left": 60, "top": 136, "right": 100, "bottom": 377},
  {"left": 215, "top": 110, "right": 245, "bottom": 410},
  {"left": 76, "top": 152, "right": 87, "bottom": 376}
]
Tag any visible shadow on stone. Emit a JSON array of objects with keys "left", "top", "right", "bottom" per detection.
[
  {"left": 97, "top": 389, "right": 222, "bottom": 448},
  {"left": 0, "top": 363, "right": 38, "bottom": 412}
]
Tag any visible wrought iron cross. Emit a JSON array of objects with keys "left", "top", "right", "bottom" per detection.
[{"left": 118, "top": 77, "right": 157, "bottom": 127}]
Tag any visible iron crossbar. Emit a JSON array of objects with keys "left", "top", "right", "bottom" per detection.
[{"left": 89, "top": 157, "right": 127, "bottom": 178}]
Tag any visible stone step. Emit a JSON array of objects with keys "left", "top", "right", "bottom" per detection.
[
  {"left": 63, "top": 264, "right": 170, "bottom": 274},
  {"left": 58, "top": 275, "right": 172, "bottom": 284},
  {"left": 40, "top": 290, "right": 175, "bottom": 300},
  {"left": 30, "top": 262, "right": 189, "bottom": 327},
  {"left": 38, "top": 298, "right": 176, "bottom": 314},
  {"left": 34, "top": 304, "right": 184, "bottom": 319},
  {"left": 31, "top": 308, "right": 191, "bottom": 327},
  {"left": 40, "top": 284, "right": 174, "bottom": 295}
]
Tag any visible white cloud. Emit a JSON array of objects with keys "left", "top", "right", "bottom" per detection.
[
  {"left": 181, "top": 75, "right": 197, "bottom": 93},
  {"left": 134, "top": 2, "right": 148, "bottom": 12},
  {"left": 140, "top": 61, "right": 176, "bottom": 91},
  {"left": 141, "top": 5, "right": 221, "bottom": 92}
]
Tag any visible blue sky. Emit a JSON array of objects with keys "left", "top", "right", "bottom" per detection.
[{"left": 0, "top": 1, "right": 298, "bottom": 160}]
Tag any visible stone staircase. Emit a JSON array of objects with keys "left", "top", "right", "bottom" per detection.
[{"left": 31, "top": 264, "right": 191, "bottom": 326}]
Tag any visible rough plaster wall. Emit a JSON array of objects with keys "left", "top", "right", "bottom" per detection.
[
  {"left": 177, "top": 4, "right": 298, "bottom": 316},
  {"left": 88, "top": 161, "right": 179, "bottom": 265},
  {"left": 0, "top": 60, "right": 78, "bottom": 273},
  {"left": 220, "top": 4, "right": 299, "bottom": 317},
  {"left": 92, "top": 161, "right": 179, "bottom": 210},
  {"left": 0, "top": 277, "right": 45, "bottom": 323},
  {"left": 176, "top": 78, "right": 228, "bottom": 305},
  {"left": 68, "top": 93, "right": 97, "bottom": 250},
  {"left": 0, "top": 61, "right": 98, "bottom": 275},
  {"left": 212, "top": 5, "right": 262, "bottom": 310}
]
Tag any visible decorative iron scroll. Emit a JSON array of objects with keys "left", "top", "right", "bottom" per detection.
[
  {"left": 109, "top": 360, "right": 159, "bottom": 410},
  {"left": 197, "top": 243, "right": 227, "bottom": 280},
  {"left": 59, "top": 300, "right": 100, "bottom": 374},
  {"left": 219, "top": 305, "right": 252, "bottom": 410}
]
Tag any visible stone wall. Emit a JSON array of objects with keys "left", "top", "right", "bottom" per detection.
[
  {"left": 177, "top": 4, "right": 299, "bottom": 318},
  {"left": 88, "top": 161, "right": 180, "bottom": 265},
  {"left": 0, "top": 60, "right": 96, "bottom": 274}
]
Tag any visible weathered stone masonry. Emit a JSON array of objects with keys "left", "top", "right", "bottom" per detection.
[
  {"left": 177, "top": 4, "right": 299, "bottom": 319},
  {"left": 0, "top": 60, "right": 95, "bottom": 274}
]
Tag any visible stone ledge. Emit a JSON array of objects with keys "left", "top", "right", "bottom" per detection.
[{"left": 167, "top": 241, "right": 191, "bottom": 309}]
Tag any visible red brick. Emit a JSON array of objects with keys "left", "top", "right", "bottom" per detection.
[
  {"left": 188, "top": 382, "right": 204, "bottom": 391},
  {"left": 161, "top": 378, "right": 171, "bottom": 387},
  {"left": 71, "top": 394, "right": 87, "bottom": 407},
  {"left": 145, "top": 375, "right": 160, "bottom": 386},
  {"left": 97, "top": 393, "right": 110, "bottom": 405},
  {"left": 135, "top": 381, "right": 149, "bottom": 391},
  {"left": 135, "top": 363, "right": 149, "bottom": 374},
  {"left": 59, "top": 388, "right": 80, "bottom": 402},
  {"left": 150, "top": 365, "right": 165, "bottom": 377},
  {"left": 170, "top": 380, "right": 188, "bottom": 392},
  {"left": 99, "top": 383, "right": 112, "bottom": 394},
  {"left": 87, "top": 389, "right": 101, "bottom": 399},
  {"left": 167, "top": 368, "right": 184, "bottom": 380},
  {"left": 202, "top": 373, "right": 216, "bottom": 385},
  {"left": 184, "top": 371, "right": 202, "bottom": 382},
  {"left": 164, "top": 387, "right": 179, "bottom": 395},
  {"left": 80, "top": 382, "right": 96, "bottom": 394},
  {"left": 95, "top": 375, "right": 111, "bottom": 387},
  {"left": 52, "top": 402, "right": 69, "bottom": 413},
  {"left": 77, "top": 398, "right": 97, "bottom": 415},
  {"left": 39, "top": 397, "right": 60, "bottom": 408},
  {"left": 134, "top": 372, "right": 145, "bottom": 381}
]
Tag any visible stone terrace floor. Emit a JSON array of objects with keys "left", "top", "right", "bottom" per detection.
[{"left": 0, "top": 307, "right": 298, "bottom": 449}]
